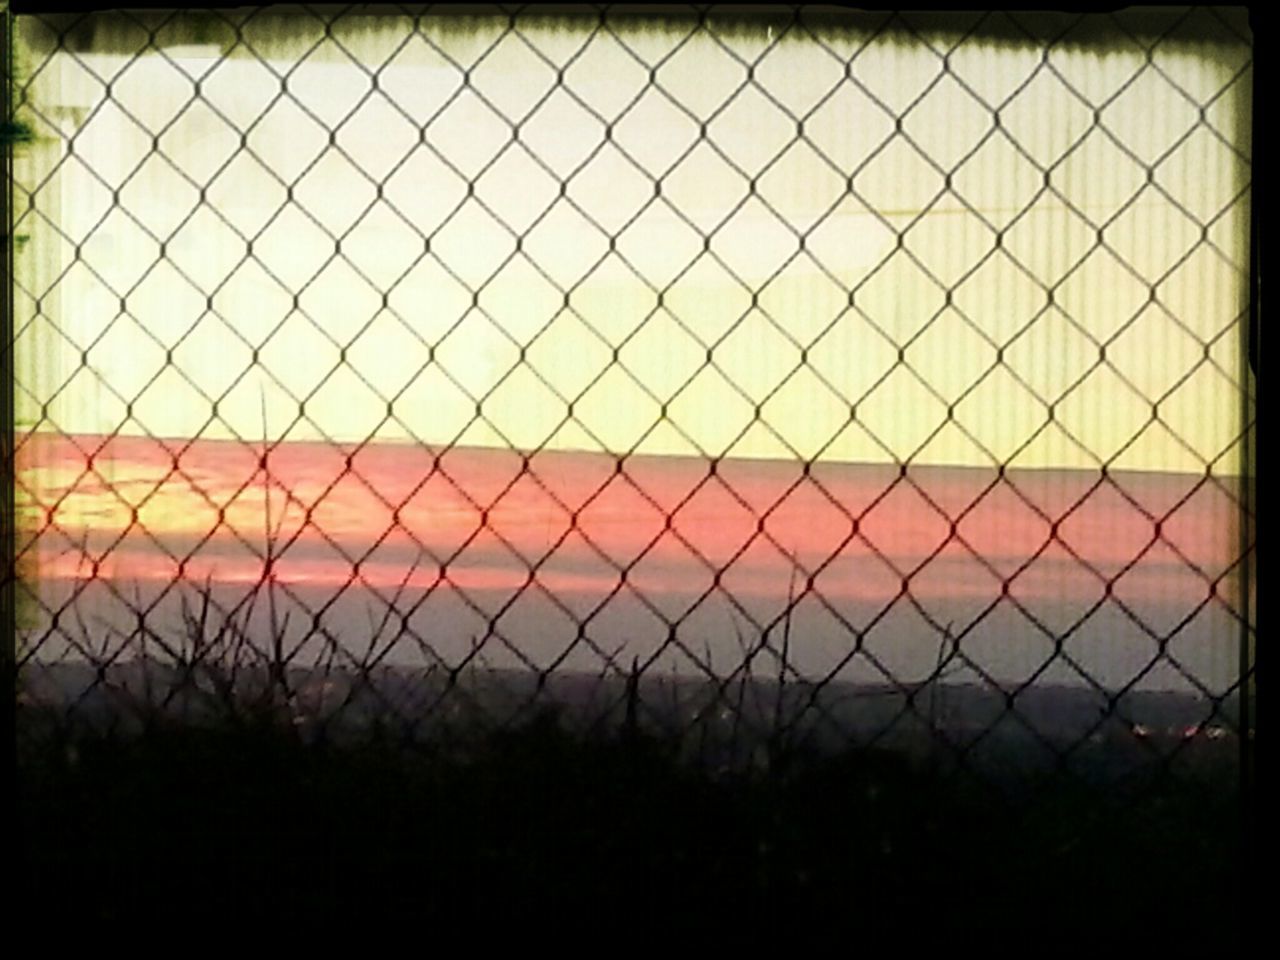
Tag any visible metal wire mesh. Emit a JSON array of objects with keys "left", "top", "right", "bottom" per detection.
[{"left": 6, "top": 5, "right": 1256, "bottom": 787}]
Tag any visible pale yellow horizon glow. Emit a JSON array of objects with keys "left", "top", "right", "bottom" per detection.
[{"left": 13, "top": 14, "right": 1253, "bottom": 476}]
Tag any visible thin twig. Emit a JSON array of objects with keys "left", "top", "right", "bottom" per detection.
[{"left": 772, "top": 552, "right": 800, "bottom": 770}]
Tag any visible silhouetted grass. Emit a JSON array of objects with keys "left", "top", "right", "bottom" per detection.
[
  {"left": 16, "top": 693, "right": 1241, "bottom": 944},
  {"left": 14, "top": 521, "right": 1245, "bottom": 941}
]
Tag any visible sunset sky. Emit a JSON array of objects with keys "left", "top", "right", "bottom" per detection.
[
  {"left": 10, "top": 10, "right": 1255, "bottom": 694},
  {"left": 13, "top": 11, "right": 1252, "bottom": 473}
]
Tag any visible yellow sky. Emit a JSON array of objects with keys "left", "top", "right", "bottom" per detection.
[{"left": 12, "top": 14, "right": 1253, "bottom": 475}]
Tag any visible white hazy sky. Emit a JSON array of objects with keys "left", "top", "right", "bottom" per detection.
[{"left": 13, "top": 11, "right": 1254, "bottom": 474}]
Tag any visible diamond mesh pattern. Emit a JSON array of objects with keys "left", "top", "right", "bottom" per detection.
[{"left": 6, "top": 6, "right": 1256, "bottom": 784}]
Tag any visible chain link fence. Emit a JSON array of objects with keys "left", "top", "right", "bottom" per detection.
[{"left": 6, "top": 5, "right": 1256, "bottom": 793}]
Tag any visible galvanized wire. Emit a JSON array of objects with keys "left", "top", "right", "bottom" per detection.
[{"left": 7, "top": 5, "right": 1256, "bottom": 789}]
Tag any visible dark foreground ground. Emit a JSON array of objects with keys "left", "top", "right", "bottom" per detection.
[{"left": 16, "top": 667, "right": 1247, "bottom": 946}]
